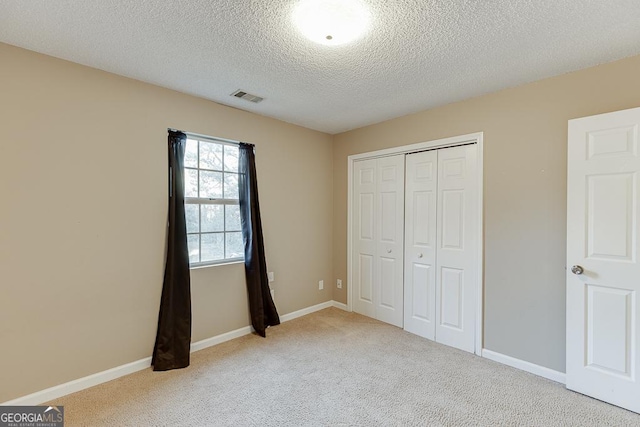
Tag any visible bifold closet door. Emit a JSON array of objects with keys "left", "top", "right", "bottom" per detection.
[
  {"left": 352, "top": 155, "right": 405, "bottom": 327},
  {"left": 435, "top": 145, "right": 478, "bottom": 353},
  {"left": 404, "top": 150, "right": 438, "bottom": 339},
  {"left": 404, "top": 145, "right": 478, "bottom": 353},
  {"left": 353, "top": 158, "right": 377, "bottom": 319},
  {"left": 375, "top": 155, "right": 405, "bottom": 327}
]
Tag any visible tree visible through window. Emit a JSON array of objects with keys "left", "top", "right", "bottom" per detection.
[{"left": 184, "top": 135, "right": 243, "bottom": 266}]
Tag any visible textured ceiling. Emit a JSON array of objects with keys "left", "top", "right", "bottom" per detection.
[{"left": 1, "top": 1, "right": 640, "bottom": 134}]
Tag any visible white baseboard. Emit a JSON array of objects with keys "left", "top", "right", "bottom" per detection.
[
  {"left": 2, "top": 299, "right": 341, "bottom": 406},
  {"left": 1, "top": 357, "right": 153, "bottom": 406},
  {"left": 279, "top": 300, "right": 333, "bottom": 322},
  {"left": 331, "top": 301, "right": 349, "bottom": 311},
  {"left": 190, "top": 326, "right": 253, "bottom": 353},
  {"left": 482, "top": 349, "right": 566, "bottom": 384}
]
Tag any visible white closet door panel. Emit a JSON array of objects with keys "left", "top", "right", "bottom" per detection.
[
  {"left": 404, "top": 150, "right": 437, "bottom": 339},
  {"left": 376, "top": 155, "right": 405, "bottom": 327},
  {"left": 435, "top": 145, "right": 478, "bottom": 353},
  {"left": 357, "top": 254, "right": 374, "bottom": 303},
  {"left": 352, "top": 159, "right": 377, "bottom": 318}
]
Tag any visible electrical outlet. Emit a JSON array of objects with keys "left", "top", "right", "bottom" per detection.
[
  {"left": 268, "top": 272, "right": 275, "bottom": 282},
  {"left": 319, "top": 280, "right": 324, "bottom": 290},
  {"left": 337, "top": 279, "right": 342, "bottom": 289}
]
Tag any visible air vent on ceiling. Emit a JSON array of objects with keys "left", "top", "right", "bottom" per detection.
[{"left": 231, "top": 89, "right": 264, "bottom": 103}]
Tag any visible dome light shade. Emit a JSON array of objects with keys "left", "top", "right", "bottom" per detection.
[{"left": 293, "top": 0, "right": 371, "bottom": 46}]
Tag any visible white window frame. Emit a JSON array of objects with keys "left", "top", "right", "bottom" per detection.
[{"left": 184, "top": 132, "right": 244, "bottom": 268}]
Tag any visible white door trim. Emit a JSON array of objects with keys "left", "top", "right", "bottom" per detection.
[{"left": 347, "top": 132, "right": 484, "bottom": 355}]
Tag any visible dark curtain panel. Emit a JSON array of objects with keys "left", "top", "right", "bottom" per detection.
[
  {"left": 152, "top": 130, "right": 192, "bottom": 371},
  {"left": 238, "top": 143, "right": 280, "bottom": 337}
]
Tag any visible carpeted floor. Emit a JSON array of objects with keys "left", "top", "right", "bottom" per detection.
[{"left": 49, "top": 308, "right": 640, "bottom": 426}]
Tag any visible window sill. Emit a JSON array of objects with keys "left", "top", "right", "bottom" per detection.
[{"left": 190, "top": 259, "right": 244, "bottom": 270}]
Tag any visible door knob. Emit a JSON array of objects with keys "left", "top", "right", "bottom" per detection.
[
  {"left": 418, "top": 253, "right": 423, "bottom": 258},
  {"left": 571, "top": 265, "right": 584, "bottom": 275}
]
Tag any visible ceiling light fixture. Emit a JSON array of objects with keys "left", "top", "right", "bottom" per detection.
[{"left": 293, "top": 0, "right": 371, "bottom": 46}]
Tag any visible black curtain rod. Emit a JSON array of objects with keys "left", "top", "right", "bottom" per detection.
[{"left": 166, "top": 128, "right": 253, "bottom": 146}]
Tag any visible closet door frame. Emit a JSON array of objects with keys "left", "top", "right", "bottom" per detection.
[{"left": 347, "top": 132, "right": 484, "bottom": 356}]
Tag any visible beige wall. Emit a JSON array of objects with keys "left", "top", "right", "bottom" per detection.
[
  {"left": 332, "top": 54, "right": 640, "bottom": 373},
  {"left": 0, "top": 43, "right": 333, "bottom": 403},
  {"left": 3, "top": 39, "right": 640, "bottom": 403}
]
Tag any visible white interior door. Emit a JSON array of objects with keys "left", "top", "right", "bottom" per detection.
[
  {"left": 352, "top": 158, "right": 377, "bottom": 319},
  {"left": 404, "top": 150, "right": 438, "bottom": 339},
  {"left": 375, "top": 155, "right": 405, "bottom": 327},
  {"left": 566, "top": 107, "right": 640, "bottom": 413},
  {"left": 352, "top": 155, "right": 405, "bottom": 327},
  {"left": 435, "top": 145, "right": 478, "bottom": 353}
]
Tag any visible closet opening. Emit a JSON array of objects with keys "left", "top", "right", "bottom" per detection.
[{"left": 347, "top": 132, "right": 483, "bottom": 355}]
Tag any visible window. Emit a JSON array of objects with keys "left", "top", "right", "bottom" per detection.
[{"left": 183, "top": 135, "right": 243, "bottom": 266}]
